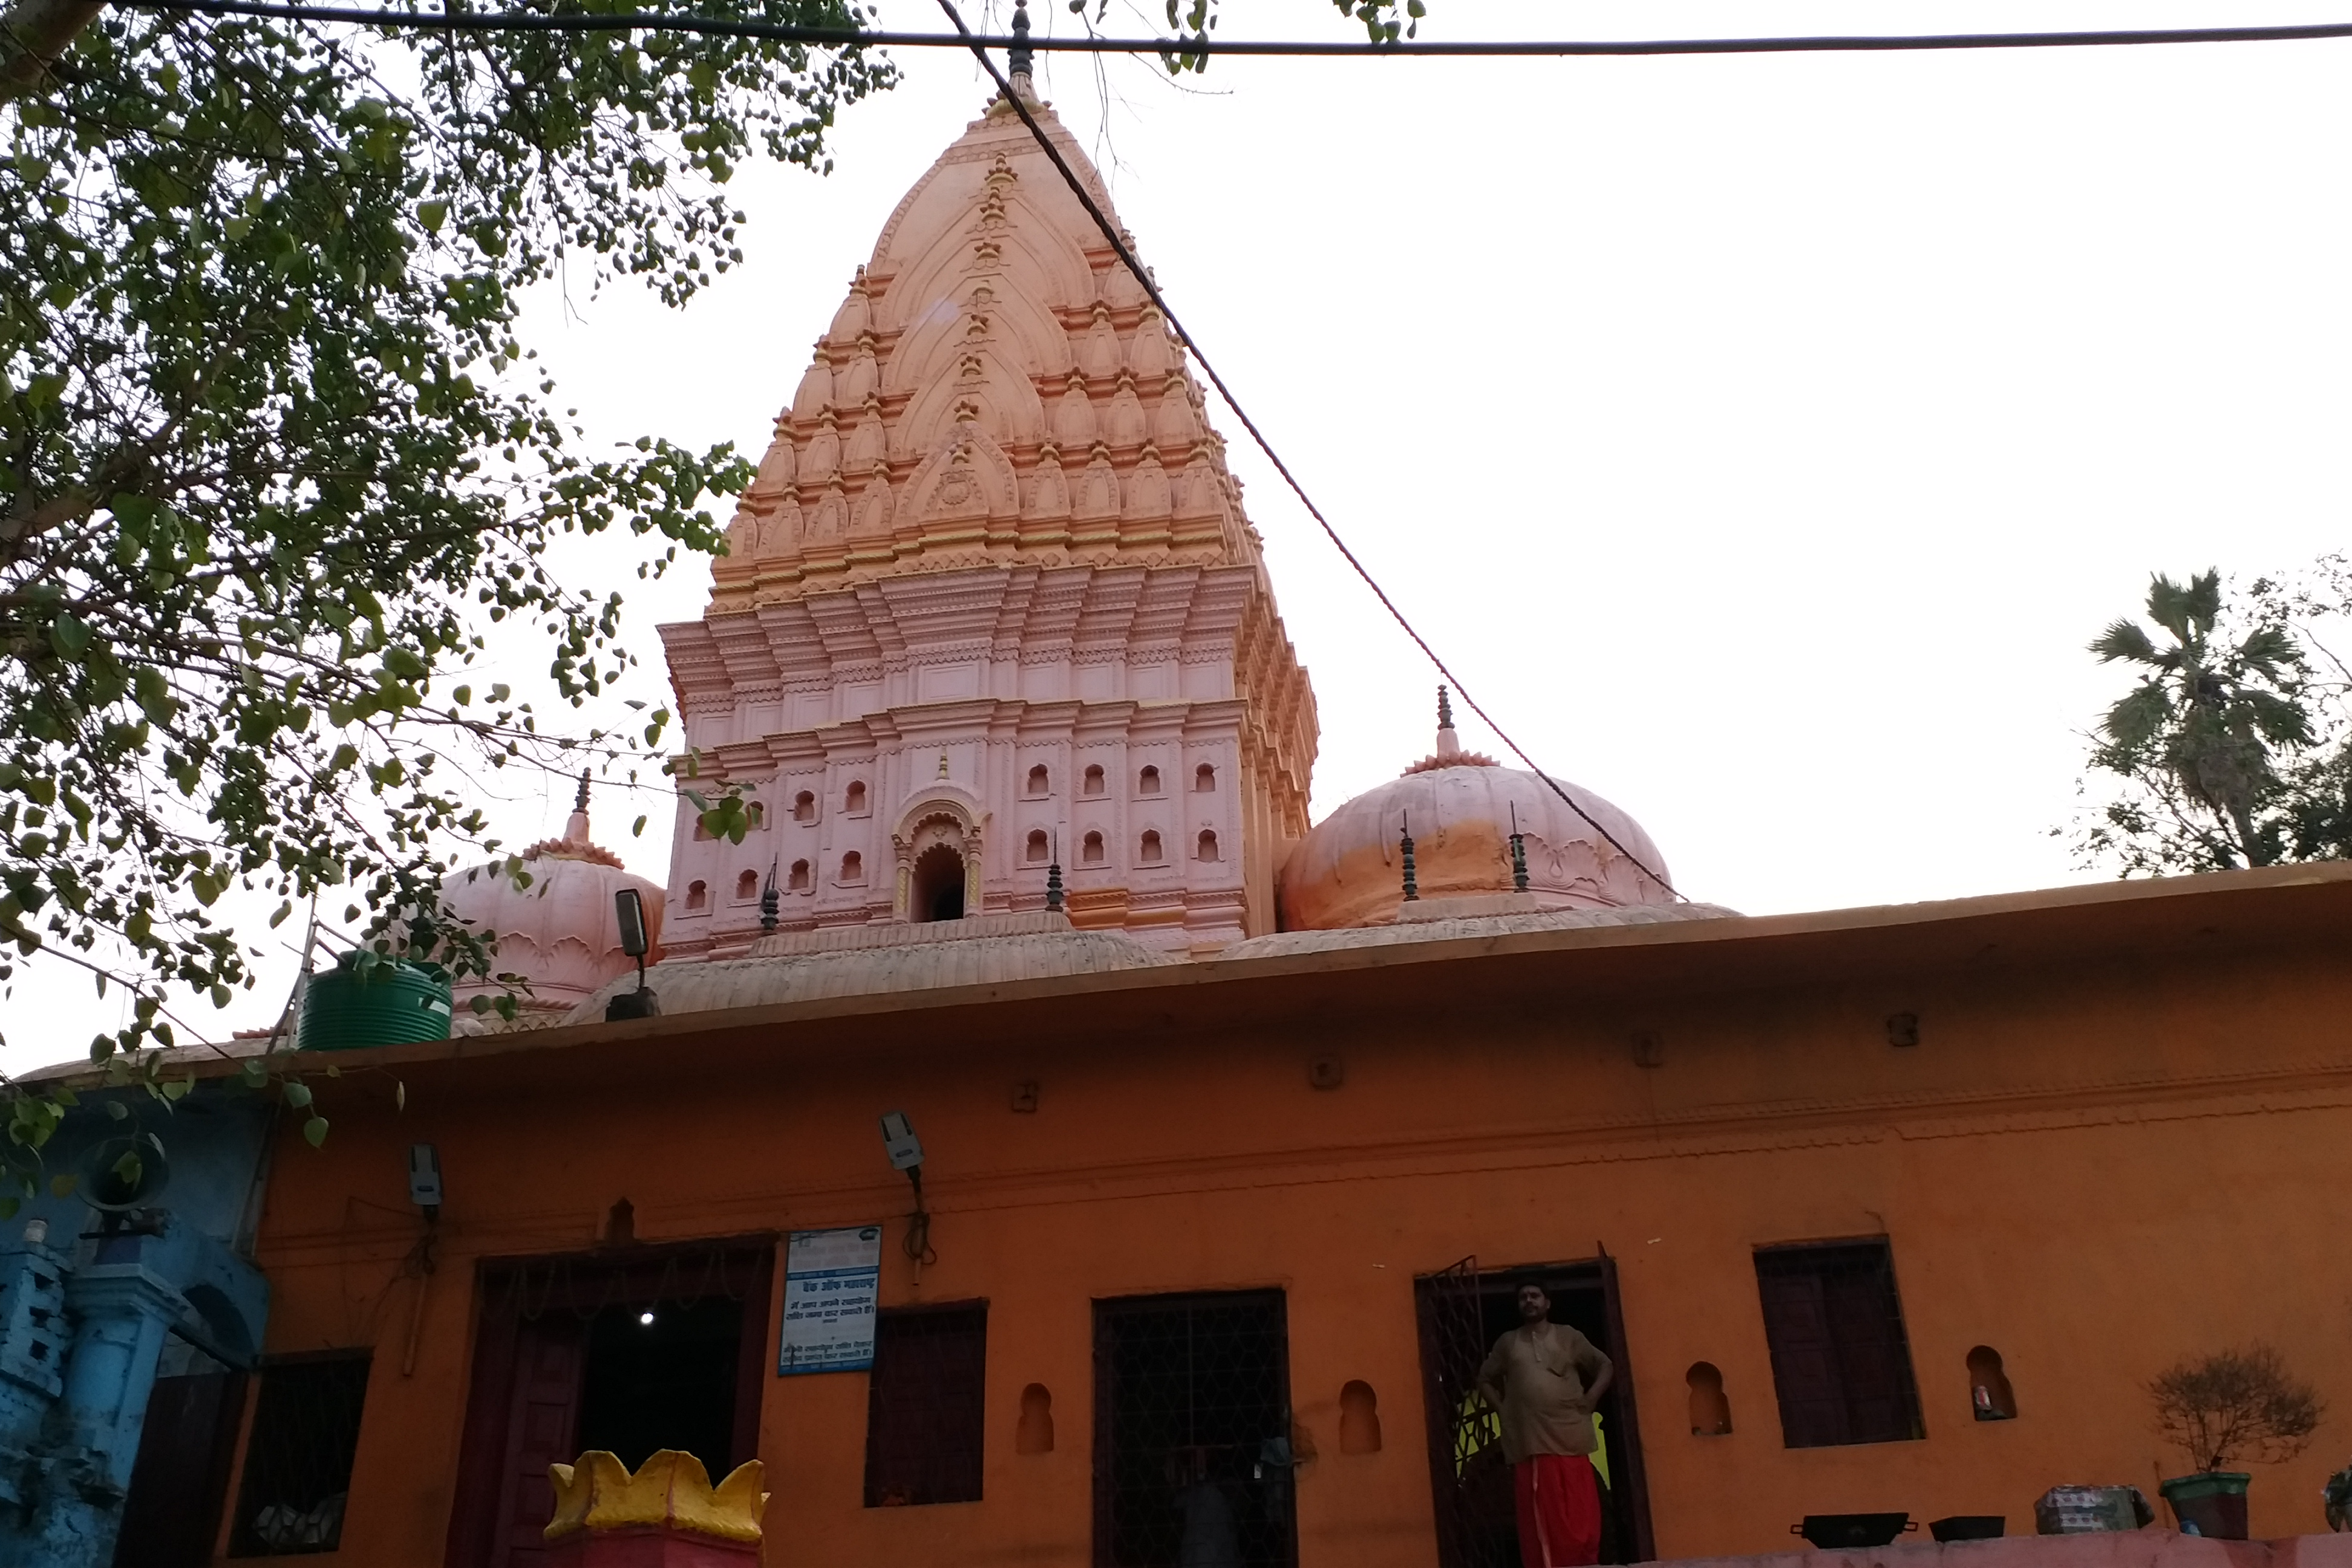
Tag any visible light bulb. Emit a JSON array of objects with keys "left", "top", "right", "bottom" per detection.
[{"left": 639, "top": 1311, "right": 655, "bottom": 1326}]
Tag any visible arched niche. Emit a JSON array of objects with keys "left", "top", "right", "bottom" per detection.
[
  {"left": 1967, "top": 1345, "right": 2018, "bottom": 1420},
  {"left": 1687, "top": 1361, "right": 1733, "bottom": 1436},
  {"left": 891, "top": 788, "right": 986, "bottom": 923}
]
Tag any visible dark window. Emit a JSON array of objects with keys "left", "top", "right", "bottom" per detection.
[
  {"left": 1754, "top": 1240, "right": 1924, "bottom": 1448},
  {"left": 864, "top": 1304, "right": 987, "bottom": 1507},
  {"left": 1094, "top": 1290, "right": 1297, "bottom": 1568},
  {"left": 227, "top": 1352, "right": 371, "bottom": 1555}
]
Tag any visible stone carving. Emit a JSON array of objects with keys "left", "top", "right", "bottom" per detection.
[
  {"left": 1026, "top": 445, "right": 1071, "bottom": 518},
  {"left": 1125, "top": 452, "right": 1171, "bottom": 519},
  {"left": 791, "top": 351, "right": 831, "bottom": 421}
]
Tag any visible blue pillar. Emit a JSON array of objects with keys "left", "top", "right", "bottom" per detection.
[
  {"left": 0, "top": 1232, "right": 71, "bottom": 1517},
  {"left": 21, "top": 1244, "right": 183, "bottom": 1567}
]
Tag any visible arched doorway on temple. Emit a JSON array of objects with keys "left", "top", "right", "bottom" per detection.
[{"left": 892, "top": 795, "right": 984, "bottom": 924}]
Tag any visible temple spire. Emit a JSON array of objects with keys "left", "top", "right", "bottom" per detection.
[{"left": 1433, "top": 684, "right": 1461, "bottom": 763}]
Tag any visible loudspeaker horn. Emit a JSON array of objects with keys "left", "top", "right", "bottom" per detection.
[{"left": 77, "top": 1134, "right": 171, "bottom": 1212}]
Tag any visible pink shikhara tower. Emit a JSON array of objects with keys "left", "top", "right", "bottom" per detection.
[{"left": 658, "top": 82, "right": 1317, "bottom": 957}]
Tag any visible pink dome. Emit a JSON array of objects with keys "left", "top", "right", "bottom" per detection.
[
  {"left": 1277, "top": 699, "right": 1673, "bottom": 932},
  {"left": 439, "top": 777, "right": 665, "bottom": 1019}
]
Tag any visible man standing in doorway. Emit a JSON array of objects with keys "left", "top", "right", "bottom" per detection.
[{"left": 1475, "top": 1282, "right": 1614, "bottom": 1568}]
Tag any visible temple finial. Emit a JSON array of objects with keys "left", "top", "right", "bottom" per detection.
[
  {"left": 1433, "top": 685, "right": 1461, "bottom": 762},
  {"left": 1008, "top": 0, "right": 1034, "bottom": 91},
  {"left": 1399, "top": 812, "right": 1419, "bottom": 903},
  {"left": 760, "top": 858, "right": 780, "bottom": 934},
  {"left": 1045, "top": 831, "right": 1064, "bottom": 913},
  {"left": 564, "top": 768, "right": 593, "bottom": 843},
  {"left": 938, "top": 751, "right": 951, "bottom": 779}
]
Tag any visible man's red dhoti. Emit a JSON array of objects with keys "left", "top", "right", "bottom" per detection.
[{"left": 1512, "top": 1452, "right": 1602, "bottom": 1568}]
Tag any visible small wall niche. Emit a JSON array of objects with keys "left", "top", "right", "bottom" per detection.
[
  {"left": 1025, "top": 829, "right": 1049, "bottom": 864},
  {"left": 1138, "top": 765, "right": 1162, "bottom": 797},
  {"left": 1195, "top": 763, "right": 1216, "bottom": 793},
  {"left": 793, "top": 790, "right": 817, "bottom": 823},
  {"left": 685, "top": 880, "right": 708, "bottom": 912},
  {"left": 844, "top": 780, "right": 869, "bottom": 815},
  {"left": 1138, "top": 830, "right": 1164, "bottom": 864},
  {"left": 1025, "top": 765, "right": 1050, "bottom": 797},
  {"left": 733, "top": 870, "right": 759, "bottom": 902},
  {"left": 788, "top": 859, "right": 811, "bottom": 892},
  {"left": 1016, "top": 1383, "right": 1054, "bottom": 1454},
  {"left": 1196, "top": 830, "right": 1220, "bottom": 863},
  {"left": 1082, "top": 765, "right": 1105, "bottom": 797},
  {"left": 1687, "top": 1361, "right": 1733, "bottom": 1436},
  {"left": 1082, "top": 831, "right": 1105, "bottom": 865},
  {"left": 1339, "top": 1380, "right": 1382, "bottom": 1454},
  {"left": 1966, "top": 1345, "right": 2017, "bottom": 1420}
]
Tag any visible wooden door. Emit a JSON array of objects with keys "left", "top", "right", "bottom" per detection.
[{"left": 489, "top": 1317, "right": 586, "bottom": 1568}]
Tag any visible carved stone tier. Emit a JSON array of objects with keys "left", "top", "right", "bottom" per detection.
[
  {"left": 707, "top": 96, "right": 1272, "bottom": 612},
  {"left": 662, "top": 562, "right": 1313, "bottom": 955}
]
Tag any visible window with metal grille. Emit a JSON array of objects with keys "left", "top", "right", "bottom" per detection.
[
  {"left": 863, "top": 1303, "right": 987, "bottom": 1507},
  {"left": 1754, "top": 1240, "right": 1924, "bottom": 1448},
  {"left": 227, "top": 1351, "right": 372, "bottom": 1555},
  {"left": 1093, "top": 1290, "right": 1298, "bottom": 1568}
]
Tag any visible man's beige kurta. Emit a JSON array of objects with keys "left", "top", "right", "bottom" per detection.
[{"left": 1475, "top": 1322, "right": 1610, "bottom": 1464}]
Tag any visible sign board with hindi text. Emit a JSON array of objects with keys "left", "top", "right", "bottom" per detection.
[{"left": 777, "top": 1225, "right": 884, "bottom": 1374}]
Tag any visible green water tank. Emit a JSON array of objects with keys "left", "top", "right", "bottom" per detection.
[{"left": 299, "top": 952, "right": 454, "bottom": 1051}]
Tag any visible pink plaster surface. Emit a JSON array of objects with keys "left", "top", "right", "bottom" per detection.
[{"left": 1651, "top": 1534, "right": 2352, "bottom": 1568}]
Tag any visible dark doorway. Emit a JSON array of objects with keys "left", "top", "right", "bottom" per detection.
[
  {"left": 1093, "top": 1289, "right": 1298, "bottom": 1568},
  {"left": 116, "top": 1353, "right": 247, "bottom": 1565},
  {"left": 1413, "top": 1255, "right": 1655, "bottom": 1568},
  {"left": 575, "top": 1296, "right": 745, "bottom": 1473},
  {"left": 442, "top": 1240, "right": 774, "bottom": 1568},
  {"left": 911, "top": 844, "right": 965, "bottom": 922}
]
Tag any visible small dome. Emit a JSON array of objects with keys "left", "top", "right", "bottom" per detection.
[
  {"left": 439, "top": 774, "right": 664, "bottom": 1023},
  {"left": 1278, "top": 692, "right": 1674, "bottom": 932}
]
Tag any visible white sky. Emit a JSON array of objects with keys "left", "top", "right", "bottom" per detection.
[{"left": 11, "top": 0, "right": 2352, "bottom": 1068}]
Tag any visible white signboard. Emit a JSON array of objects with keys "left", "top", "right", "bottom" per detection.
[{"left": 777, "top": 1225, "right": 884, "bottom": 1374}]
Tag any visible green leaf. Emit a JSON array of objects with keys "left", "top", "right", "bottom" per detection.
[
  {"left": 419, "top": 198, "right": 448, "bottom": 232},
  {"left": 282, "top": 1080, "right": 313, "bottom": 1109},
  {"left": 303, "top": 1115, "right": 330, "bottom": 1149}
]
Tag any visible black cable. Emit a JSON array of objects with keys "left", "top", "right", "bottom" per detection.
[
  {"left": 120, "top": 0, "right": 2352, "bottom": 59},
  {"left": 933, "top": 0, "right": 1684, "bottom": 898}
]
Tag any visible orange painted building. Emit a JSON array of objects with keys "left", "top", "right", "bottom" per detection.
[
  {"left": 220, "top": 861, "right": 2352, "bottom": 1566},
  {"left": 158, "top": 63, "right": 2352, "bottom": 1568}
]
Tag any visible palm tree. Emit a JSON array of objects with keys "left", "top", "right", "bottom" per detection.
[{"left": 2091, "top": 571, "right": 2312, "bottom": 867}]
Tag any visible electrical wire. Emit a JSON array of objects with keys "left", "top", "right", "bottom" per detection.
[
  {"left": 119, "top": 0, "right": 2352, "bottom": 59},
  {"left": 933, "top": 0, "right": 1683, "bottom": 896}
]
